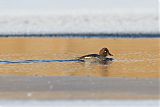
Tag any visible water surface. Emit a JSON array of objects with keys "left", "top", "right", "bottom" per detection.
[{"left": 0, "top": 38, "right": 159, "bottom": 78}]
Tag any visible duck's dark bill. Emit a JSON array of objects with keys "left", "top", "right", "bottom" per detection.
[{"left": 109, "top": 53, "right": 113, "bottom": 56}]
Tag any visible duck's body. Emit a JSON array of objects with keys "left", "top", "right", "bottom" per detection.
[{"left": 77, "top": 48, "right": 114, "bottom": 63}]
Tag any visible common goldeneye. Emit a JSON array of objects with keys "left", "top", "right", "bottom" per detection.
[{"left": 77, "top": 48, "right": 114, "bottom": 63}]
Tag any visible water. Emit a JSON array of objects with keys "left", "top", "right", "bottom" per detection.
[
  {"left": 0, "top": 59, "right": 83, "bottom": 64},
  {"left": 0, "top": 37, "right": 159, "bottom": 78}
]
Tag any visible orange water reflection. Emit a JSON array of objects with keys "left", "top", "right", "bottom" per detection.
[{"left": 0, "top": 38, "right": 159, "bottom": 78}]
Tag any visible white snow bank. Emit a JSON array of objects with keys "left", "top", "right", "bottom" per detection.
[
  {"left": 0, "top": 0, "right": 158, "bottom": 34},
  {"left": 0, "top": 0, "right": 159, "bottom": 34},
  {"left": 0, "top": 12, "right": 158, "bottom": 34},
  {"left": 0, "top": 100, "right": 159, "bottom": 107}
]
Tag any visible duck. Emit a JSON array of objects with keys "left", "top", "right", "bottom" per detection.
[{"left": 77, "top": 48, "right": 114, "bottom": 63}]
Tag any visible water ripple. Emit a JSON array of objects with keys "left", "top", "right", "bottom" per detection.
[{"left": 0, "top": 59, "right": 84, "bottom": 64}]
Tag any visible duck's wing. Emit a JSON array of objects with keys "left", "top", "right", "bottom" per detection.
[
  {"left": 105, "top": 57, "right": 114, "bottom": 61},
  {"left": 77, "top": 54, "right": 99, "bottom": 59}
]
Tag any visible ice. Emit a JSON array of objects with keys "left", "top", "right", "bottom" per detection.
[
  {"left": 0, "top": 100, "right": 159, "bottom": 107},
  {"left": 0, "top": 12, "right": 158, "bottom": 34},
  {"left": 0, "top": 0, "right": 158, "bottom": 34}
]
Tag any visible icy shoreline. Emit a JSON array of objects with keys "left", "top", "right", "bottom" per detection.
[
  {"left": 0, "top": 33, "right": 159, "bottom": 38},
  {"left": 0, "top": 100, "right": 159, "bottom": 107},
  {"left": 0, "top": 12, "right": 158, "bottom": 34}
]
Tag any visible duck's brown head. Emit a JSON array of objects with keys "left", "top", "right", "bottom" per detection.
[{"left": 99, "top": 48, "right": 113, "bottom": 57}]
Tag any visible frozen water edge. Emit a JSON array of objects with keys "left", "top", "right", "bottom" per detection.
[
  {"left": 0, "top": 100, "right": 159, "bottom": 107},
  {"left": 0, "top": 33, "right": 159, "bottom": 38},
  {"left": 0, "top": 12, "right": 158, "bottom": 34}
]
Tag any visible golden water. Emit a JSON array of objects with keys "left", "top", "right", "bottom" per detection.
[{"left": 0, "top": 38, "right": 159, "bottom": 78}]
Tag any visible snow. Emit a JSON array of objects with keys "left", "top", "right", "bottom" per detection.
[
  {"left": 0, "top": 100, "right": 159, "bottom": 107},
  {"left": 0, "top": 0, "right": 158, "bottom": 34}
]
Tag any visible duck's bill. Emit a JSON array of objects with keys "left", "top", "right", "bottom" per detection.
[{"left": 109, "top": 53, "right": 113, "bottom": 56}]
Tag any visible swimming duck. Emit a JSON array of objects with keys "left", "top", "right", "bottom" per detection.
[{"left": 77, "top": 48, "right": 114, "bottom": 63}]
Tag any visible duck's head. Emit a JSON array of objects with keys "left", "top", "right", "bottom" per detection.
[{"left": 99, "top": 48, "right": 113, "bottom": 57}]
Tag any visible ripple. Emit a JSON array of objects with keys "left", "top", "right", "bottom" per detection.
[
  {"left": 115, "top": 59, "right": 144, "bottom": 63},
  {"left": 0, "top": 59, "right": 84, "bottom": 64}
]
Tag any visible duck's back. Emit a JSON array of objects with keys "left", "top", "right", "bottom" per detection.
[{"left": 78, "top": 54, "right": 100, "bottom": 60}]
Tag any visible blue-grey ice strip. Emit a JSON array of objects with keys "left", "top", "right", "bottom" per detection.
[{"left": 0, "top": 33, "right": 159, "bottom": 38}]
